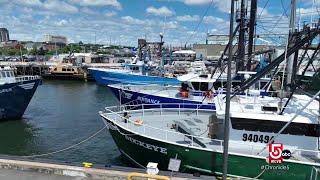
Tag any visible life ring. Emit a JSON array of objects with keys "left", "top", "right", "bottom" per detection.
[{"left": 134, "top": 119, "right": 143, "bottom": 126}]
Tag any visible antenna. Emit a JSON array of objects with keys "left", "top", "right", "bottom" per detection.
[{"left": 163, "top": 16, "right": 167, "bottom": 36}]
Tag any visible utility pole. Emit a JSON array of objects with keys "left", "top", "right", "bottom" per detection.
[
  {"left": 247, "top": 0, "right": 257, "bottom": 71},
  {"left": 223, "top": 0, "right": 235, "bottom": 179},
  {"left": 55, "top": 41, "right": 57, "bottom": 56},
  {"left": 19, "top": 45, "right": 23, "bottom": 62}
]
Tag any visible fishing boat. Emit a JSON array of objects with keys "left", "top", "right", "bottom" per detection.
[
  {"left": 0, "top": 67, "right": 41, "bottom": 120},
  {"left": 89, "top": 61, "right": 180, "bottom": 85},
  {"left": 107, "top": 71, "right": 270, "bottom": 109},
  {"left": 42, "top": 63, "right": 88, "bottom": 81},
  {"left": 100, "top": 88, "right": 320, "bottom": 179}
]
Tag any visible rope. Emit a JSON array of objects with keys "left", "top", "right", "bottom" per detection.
[
  {"left": 253, "top": 168, "right": 266, "bottom": 179},
  {"left": 257, "top": 0, "right": 270, "bottom": 20},
  {"left": 184, "top": 0, "right": 214, "bottom": 46},
  {"left": 280, "top": 0, "right": 289, "bottom": 18},
  {"left": 21, "top": 125, "right": 107, "bottom": 158}
]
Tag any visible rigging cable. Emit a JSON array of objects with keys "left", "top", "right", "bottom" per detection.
[
  {"left": 257, "top": 0, "right": 270, "bottom": 20},
  {"left": 184, "top": 0, "right": 214, "bottom": 46}
]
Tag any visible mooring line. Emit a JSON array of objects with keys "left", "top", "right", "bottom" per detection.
[{"left": 21, "top": 125, "right": 107, "bottom": 158}]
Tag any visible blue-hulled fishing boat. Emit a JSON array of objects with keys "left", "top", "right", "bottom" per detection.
[{"left": 0, "top": 67, "right": 41, "bottom": 120}]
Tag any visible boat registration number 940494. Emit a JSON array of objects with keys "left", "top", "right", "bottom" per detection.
[{"left": 242, "top": 133, "right": 274, "bottom": 143}]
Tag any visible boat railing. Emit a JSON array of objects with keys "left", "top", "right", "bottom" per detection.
[
  {"left": 103, "top": 103, "right": 320, "bottom": 162},
  {"left": 103, "top": 103, "right": 224, "bottom": 147},
  {"left": 15, "top": 75, "right": 40, "bottom": 82},
  {"left": 105, "top": 104, "right": 268, "bottom": 155},
  {"left": 105, "top": 103, "right": 214, "bottom": 116}
]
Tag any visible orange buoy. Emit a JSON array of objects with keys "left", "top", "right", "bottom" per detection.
[{"left": 134, "top": 119, "right": 143, "bottom": 125}]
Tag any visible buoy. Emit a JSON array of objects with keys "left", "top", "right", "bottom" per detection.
[
  {"left": 134, "top": 119, "right": 143, "bottom": 126},
  {"left": 82, "top": 162, "right": 93, "bottom": 168}
]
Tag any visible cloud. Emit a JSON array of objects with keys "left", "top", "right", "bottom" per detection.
[
  {"left": 257, "top": 7, "right": 271, "bottom": 18},
  {"left": 175, "top": 0, "right": 230, "bottom": 13},
  {"left": 203, "top": 16, "right": 225, "bottom": 24},
  {"left": 80, "top": 7, "right": 96, "bottom": 14},
  {"left": 105, "top": 11, "right": 117, "bottom": 17},
  {"left": 44, "top": 1, "right": 79, "bottom": 14},
  {"left": 12, "top": 0, "right": 79, "bottom": 14},
  {"left": 55, "top": 19, "right": 69, "bottom": 26},
  {"left": 183, "top": 0, "right": 211, "bottom": 5},
  {"left": 146, "top": 6, "right": 174, "bottom": 17},
  {"left": 14, "top": 0, "right": 42, "bottom": 6},
  {"left": 166, "top": 21, "right": 178, "bottom": 29},
  {"left": 121, "top": 16, "right": 154, "bottom": 26},
  {"left": 121, "top": 16, "right": 144, "bottom": 25},
  {"left": 69, "top": 0, "right": 122, "bottom": 9},
  {"left": 297, "top": 7, "right": 319, "bottom": 17},
  {"left": 176, "top": 15, "right": 200, "bottom": 22}
]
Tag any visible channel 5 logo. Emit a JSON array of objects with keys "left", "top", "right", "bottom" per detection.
[{"left": 267, "top": 143, "right": 291, "bottom": 164}]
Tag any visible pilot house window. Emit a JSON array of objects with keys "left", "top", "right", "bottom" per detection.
[
  {"left": 231, "top": 117, "right": 320, "bottom": 137},
  {"left": 191, "top": 82, "right": 208, "bottom": 91},
  {"left": 200, "top": 82, "right": 209, "bottom": 91}
]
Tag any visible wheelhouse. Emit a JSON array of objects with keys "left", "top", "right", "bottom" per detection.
[{"left": 0, "top": 67, "right": 16, "bottom": 84}]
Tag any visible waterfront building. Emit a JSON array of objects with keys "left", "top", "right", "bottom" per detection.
[
  {"left": 0, "top": 28, "right": 9, "bottom": 42},
  {"left": 44, "top": 34, "right": 67, "bottom": 44}
]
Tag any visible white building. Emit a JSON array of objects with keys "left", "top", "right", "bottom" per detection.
[{"left": 44, "top": 34, "right": 67, "bottom": 44}]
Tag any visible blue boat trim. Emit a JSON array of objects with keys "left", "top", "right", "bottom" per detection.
[
  {"left": 108, "top": 85, "right": 215, "bottom": 110},
  {"left": 89, "top": 68, "right": 180, "bottom": 85}
]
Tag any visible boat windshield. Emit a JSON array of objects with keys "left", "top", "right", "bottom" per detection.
[
  {"left": 0, "top": 70, "right": 14, "bottom": 79},
  {"left": 191, "top": 82, "right": 209, "bottom": 91}
]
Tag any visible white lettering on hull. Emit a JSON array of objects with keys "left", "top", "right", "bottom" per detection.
[
  {"left": 125, "top": 135, "right": 167, "bottom": 154},
  {"left": 121, "top": 91, "right": 160, "bottom": 104},
  {"left": 105, "top": 120, "right": 168, "bottom": 154},
  {"left": 137, "top": 96, "right": 160, "bottom": 104},
  {"left": 123, "top": 92, "right": 133, "bottom": 99},
  {"left": 0, "top": 88, "right": 12, "bottom": 94}
]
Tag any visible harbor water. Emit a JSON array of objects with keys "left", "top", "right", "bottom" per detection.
[{"left": 0, "top": 80, "right": 126, "bottom": 166}]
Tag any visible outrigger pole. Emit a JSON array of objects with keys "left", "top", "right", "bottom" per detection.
[
  {"left": 222, "top": 0, "right": 235, "bottom": 179},
  {"left": 235, "top": 25, "right": 320, "bottom": 94}
]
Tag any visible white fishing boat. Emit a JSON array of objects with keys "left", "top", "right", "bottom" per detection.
[{"left": 100, "top": 88, "right": 320, "bottom": 179}]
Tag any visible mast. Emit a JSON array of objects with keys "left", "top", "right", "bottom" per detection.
[
  {"left": 236, "top": 0, "right": 246, "bottom": 72},
  {"left": 246, "top": 0, "right": 257, "bottom": 71},
  {"left": 222, "top": 0, "right": 235, "bottom": 179},
  {"left": 286, "top": 0, "right": 296, "bottom": 87},
  {"left": 160, "top": 33, "right": 164, "bottom": 68}
]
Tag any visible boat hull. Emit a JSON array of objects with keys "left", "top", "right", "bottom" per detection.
[
  {"left": 102, "top": 116, "right": 320, "bottom": 180},
  {"left": 89, "top": 68, "right": 180, "bottom": 85},
  {"left": 0, "top": 79, "right": 41, "bottom": 120},
  {"left": 108, "top": 85, "right": 215, "bottom": 110}
]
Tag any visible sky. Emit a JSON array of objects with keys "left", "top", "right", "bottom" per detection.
[{"left": 0, "top": 0, "right": 318, "bottom": 46}]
